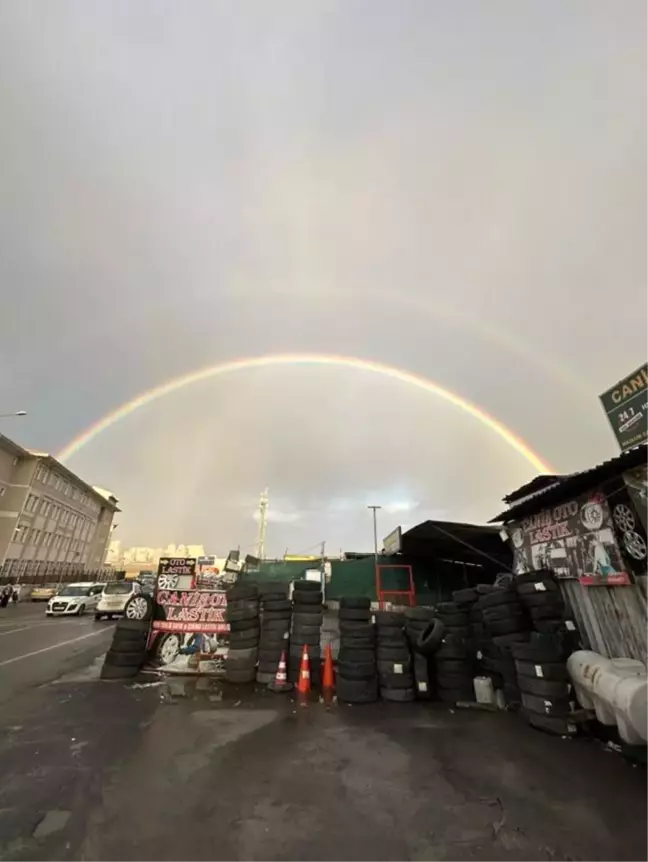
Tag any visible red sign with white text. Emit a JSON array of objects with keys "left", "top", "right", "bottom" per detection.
[{"left": 152, "top": 589, "right": 229, "bottom": 634}]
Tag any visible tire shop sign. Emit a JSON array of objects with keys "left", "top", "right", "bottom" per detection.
[
  {"left": 599, "top": 363, "right": 648, "bottom": 451},
  {"left": 509, "top": 493, "right": 631, "bottom": 587},
  {"left": 153, "top": 589, "right": 229, "bottom": 633}
]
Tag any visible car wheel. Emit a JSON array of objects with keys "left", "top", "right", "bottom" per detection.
[
  {"left": 77, "top": 604, "right": 86, "bottom": 616},
  {"left": 124, "top": 594, "right": 154, "bottom": 622},
  {"left": 156, "top": 632, "right": 182, "bottom": 665},
  {"left": 95, "top": 613, "right": 103, "bottom": 621}
]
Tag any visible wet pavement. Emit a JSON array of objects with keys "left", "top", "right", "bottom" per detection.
[{"left": 0, "top": 664, "right": 645, "bottom": 861}]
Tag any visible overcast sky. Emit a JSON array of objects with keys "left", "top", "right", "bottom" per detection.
[{"left": 0, "top": 1, "right": 645, "bottom": 555}]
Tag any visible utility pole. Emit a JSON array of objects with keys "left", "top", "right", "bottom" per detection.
[
  {"left": 367, "top": 505, "right": 381, "bottom": 563},
  {"left": 255, "top": 488, "right": 269, "bottom": 560},
  {"left": 320, "top": 540, "right": 326, "bottom": 603}
]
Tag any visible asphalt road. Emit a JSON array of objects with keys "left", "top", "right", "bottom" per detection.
[
  {"left": 0, "top": 663, "right": 645, "bottom": 861},
  {"left": 0, "top": 602, "right": 116, "bottom": 705}
]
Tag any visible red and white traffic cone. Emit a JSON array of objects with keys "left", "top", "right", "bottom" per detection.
[
  {"left": 297, "top": 644, "right": 311, "bottom": 704},
  {"left": 267, "top": 649, "right": 293, "bottom": 693}
]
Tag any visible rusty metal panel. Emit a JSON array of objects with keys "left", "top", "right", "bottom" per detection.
[{"left": 561, "top": 579, "right": 647, "bottom": 663}]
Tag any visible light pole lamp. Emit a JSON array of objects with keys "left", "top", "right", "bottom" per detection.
[{"left": 0, "top": 411, "right": 27, "bottom": 418}]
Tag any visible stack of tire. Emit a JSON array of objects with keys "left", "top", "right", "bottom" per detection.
[
  {"left": 511, "top": 633, "right": 578, "bottom": 735},
  {"left": 376, "top": 611, "right": 415, "bottom": 702},
  {"left": 256, "top": 582, "right": 292, "bottom": 685},
  {"left": 100, "top": 593, "right": 154, "bottom": 680},
  {"left": 514, "top": 570, "right": 576, "bottom": 637},
  {"left": 289, "top": 581, "right": 323, "bottom": 688},
  {"left": 477, "top": 586, "right": 531, "bottom": 706},
  {"left": 224, "top": 583, "right": 260, "bottom": 683},
  {"left": 337, "top": 597, "right": 378, "bottom": 704},
  {"left": 404, "top": 607, "right": 437, "bottom": 699}
]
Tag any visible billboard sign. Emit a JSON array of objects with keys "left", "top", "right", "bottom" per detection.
[
  {"left": 382, "top": 526, "right": 402, "bottom": 555},
  {"left": 599, "top": 363, "right": 648, "bottom": 451}
]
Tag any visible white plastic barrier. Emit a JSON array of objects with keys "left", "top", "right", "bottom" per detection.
[{"left": 567, "top": 650, "right": 647, "bottom": 745}]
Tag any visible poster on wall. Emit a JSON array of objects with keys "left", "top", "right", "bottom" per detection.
[
  {"left": 149, "top": 556, "right": 229, "bottom": 674},
  {"left": 510, "top": 493, "right": 632, "bottom": 587}
]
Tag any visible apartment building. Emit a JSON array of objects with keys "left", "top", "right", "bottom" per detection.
[{"left": 0, "top": 432, "right": 119, "bottom": 573}]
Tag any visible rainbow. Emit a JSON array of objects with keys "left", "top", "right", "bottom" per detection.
[{"left": 57, "top": 353, "right": 553, "bottom": 472}]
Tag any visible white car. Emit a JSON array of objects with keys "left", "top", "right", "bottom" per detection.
[
  {"left": 95, "top": 580, "right": 142, "bottom": 620},
  {"left": 46, "top": 582, "right": 104, "bottom": 616}
]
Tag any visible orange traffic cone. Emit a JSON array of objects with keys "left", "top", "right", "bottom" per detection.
[
  {"left": 297, "top": 644, "right": 311, "bottom": 699},
  {"left": 268, "top": 649, "right": 293, "bottom": 693},
  {"left": 322, "top": 643, "right": 335, "bottom": 706}
]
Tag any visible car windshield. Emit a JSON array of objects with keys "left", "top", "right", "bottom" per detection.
[
  {"left": 103, "top": 582, "right": 132, "bottom": 595},
  {"left": 57, "top": 585, "right": 91, "bottom": 597}
]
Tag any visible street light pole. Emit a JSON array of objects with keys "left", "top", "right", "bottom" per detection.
[{"left": 368, "top": 505, "right": 382, "bottom": 607}]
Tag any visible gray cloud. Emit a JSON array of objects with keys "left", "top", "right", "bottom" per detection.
[{"left": 0, "top": 0, "right": 644, "bottom": 554}]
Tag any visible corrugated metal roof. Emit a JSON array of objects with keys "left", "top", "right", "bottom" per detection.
[{"left": 491, "top": 444, "right": 647, "bottom": 523}]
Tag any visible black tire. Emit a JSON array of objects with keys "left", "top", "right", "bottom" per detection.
[
  {"left": 292, "top": 592, "right": 323, "bottom": 606},
  {"left": 262, "top": 619, "right": 290, "bottom": 632},
  {"left": 487, "top": 616, "right": 528, "bottom": 636},
  {"left": 227, "top": 597, "right": 260, "bottom": 612},
  {"left": 337, "top": 675, "right": 378, "bottom": 704},
  {"left": 376, "top": 646, "right": 410, "bottom": 662},
  {"left": 443, "top": 625, "right": 472, "bottom": 639},
  {"left": 437, "top": 672, "right": 474, "bottom": 689},
  {"left": 123, "top": 594, "right": 154, "bottom": 622},
  {"left": 475, "top": 584, "right": 496, "bottom": 594},
  {"left": 263, "top": 609, "right": 292, "bottom": 621},
  {"left": 492, "top": 633, "right": 529, "bottom": 648},
  {"left": 379, "top": 672, "right": 414, "bottom": 689},
  {"left": 437, "top": 612, "right": 470, "bottom": 627},
  {"left": 229, "top": 632, "right": 261, "bottom": 648},
  {"left": 256, "top": 671, "right": 276, "bottom": 685},
  {"left": 340, "top": 639, "right": 375, "bottom": 652},
  {"left": 100, "top": 663, "right": 139, "bottom": 680},
  {"left": 530, "top": 603, "right": 565, "bottom": 621},
  {"left": 515, "top": 660, "right": 568, "bottom": 681},
  {"left": 376, "top": 632, "right": 408, "bottom": 647},
  {"left": 517, "top": 580, "right": 560, "bottom": 597},
  {"left": 94, "top": 613, "right": 103, "bottom": 621},
  {"left": 259, "top": 645, "right": 284, "bottom": 661},
  {"left": 338, "top": 607, "right": 371, "bottom": 621},
  {"left": 225, "top": 668, "right": 257, "bottom": 684},
  {"left": 381, "top": 687, "right": 415, "bottom": 702},
  {"left": 290, "top": 633, "right": 321, "bottom": 647},
  {"left": 289, "top": 645, "right": 321, "bottom": 660},
  {"left": 452, "top": 588, "right": 479, "bottom": 605},
  {"left": 291, "top": 624, "right": 321, "bottom": 637},
  {"left": 521, "top": 692, "right": 572, "bottom": 716},
  {"left": 510, "top": 640, "right": 564, "bottom": 663},
  {"left": 521, "top": 591, "right": 564, "bottom": 609},
  {"left": 292, "top": 580, "right": 322, "bottom": 592},
  {"left": 478, "top": 589, "right": 520, "bottom": 610},
  {"left": 482, "top": 603, "right": 523, "bottom": 622},
  {"left": 339, "top": 621, "right": 374, "bottom": 637},
  {"left": 415, "top": 619, "right": 445, "bottom": 656},
  {"left": 115, "top": 618, "right": 151, "bottom": 634},
  {"left": 436, "top": 602, "right": 460, "bottom": 614},
  {"left": 521, "top": 709, "right": 578, "bottom": 736},
  {"left": 340, "top": 596, "right": 371, "bottom": 609},
  {"left": 258, "top": 581, "right": 290, "bottom": 597},
  {"left": 534, "top": 619, "right": 576, "bottom": 635},
  {"left": 225, "top": 604, "right": 260, "bottom": 623},
  {"left": 436, "top": 641, "right": 470, "bottom": 660},
  {"left": 228, "top": 618, "right": 261, "bottom": 632},
  {"left": 292, "top": 610, "right": 323, "bottom": 624},
  {"left": 110, "top": 632, "right": 149, "bottom": 653},
  {"left": 338, "top": 647, "right": 375, "bottom": 664},
  {"left": 226, "top": 585, "right": 259, "bottom": 601},
  {"left": 262, "top": 599, "right": 292, "bottom": 612},
  {"left": 517, "top": 676, "right": 571, "bottom": 698},
  {"left": 104, "top": 649, "right": 145, "bottom": 668},
  {"left": 377, "top": 658, "right": 411, "bottom": 674},
  {"left": 515, "top": 569, "right": 555, "bottom": 586},
  {"left": 436, "top": 658, "right": 472, "bottom": 674},
  {"left": 374, "top": 611, "right": 403, "bottom": 627},
  {"left": 404, "top": 607, "right": 436, "bottom": 621},
  {"left": 337, "top": 660, "right": 377, "bottom": 680}
]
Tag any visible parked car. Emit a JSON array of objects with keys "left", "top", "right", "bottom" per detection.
[
  {"left": 95, "top": 580, "right": 142, "bottom": 620},
  {"left": 31, "top": 584, "right": 58, "bottom": 602},
  {"left": 46, "top": 582, "right": 103, "bottom": 616}
]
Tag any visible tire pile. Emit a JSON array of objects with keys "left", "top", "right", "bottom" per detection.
[
  {"left": 514, "top": 569, "right": 573, "bottom": 635},
  {"left": 403, "top": 607, "right": 437, "bottom": 699},
  {"left": 289, "top": 581, "right": 323, "bottom": 687},
  {"left": 256, "top": 582, "right": 292, "bottom": 684},
  {"left": 433, "top": 599, "right": 477, "bottom": 703},
  {"left": 476, "top": 584, "right": 531, "bottom": 707},
  {"left": 376, "top": 611, "right": 415, "bottom": 702},
  {"left": 224, "top": 584, "right": 260, "bottom": 683},
  {"left": 337, "top": 596, "right": 378, "bottom": 704},
  {"left": 100, "top": 594, "right": 154, "bottom": 680},
  {"left": 511, "top": 633, "right": 579, "bottom": 735}
]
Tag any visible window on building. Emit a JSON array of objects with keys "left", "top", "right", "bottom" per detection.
[
  {"left": 23, "top": 528, "right": 32, "bottom": 544},
  {"left": 32, "top": 529, "right": 41, "bottom": 545},
  {"left": 43, "top": 532, "right": 52, "bottom": 547},
  {"left": 12, "top": 524, "right": 26, "bottom": 543},
  {"left": 25, "top": 493, "right": 38, "bottom": 512}
]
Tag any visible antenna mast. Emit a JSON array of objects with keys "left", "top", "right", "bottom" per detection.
[{"left": 255, "top": 487, "right": 269, "bottom": 560}]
